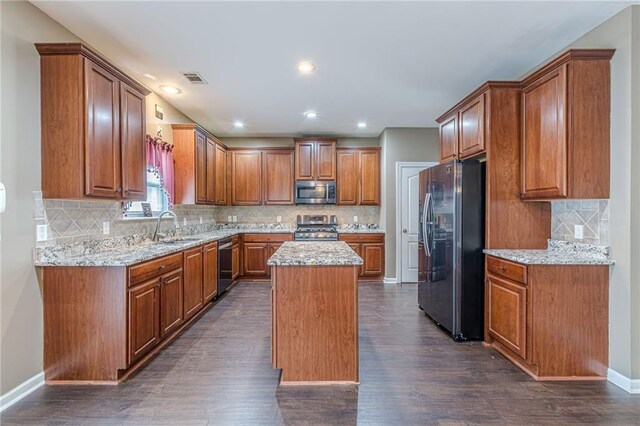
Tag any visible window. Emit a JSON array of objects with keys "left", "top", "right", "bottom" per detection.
[{"left": 124, "top": 170, "right": 169, "bottom": 217}]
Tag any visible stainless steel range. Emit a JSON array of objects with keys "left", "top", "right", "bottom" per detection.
[{"left": 294, "top": 214, "right": 338, "bottom": 241}]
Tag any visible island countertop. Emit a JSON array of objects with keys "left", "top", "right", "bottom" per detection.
[{"left": 267, "top": 241, "right": 363, "bottom": 266}]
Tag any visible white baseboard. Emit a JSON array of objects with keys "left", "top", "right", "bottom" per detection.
[
  {"left": 608, "top": 368, "right": 640, "bottom": 394},
  {"left": 383, "top": 277, "right": 398, "bottom": 284},
  {"left": 0, "top": 371, "right": 45, "bottom": 413}
]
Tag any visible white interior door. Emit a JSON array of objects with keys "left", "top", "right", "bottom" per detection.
[{"left": 398, "top": 163, "right": 436, "bottom": 283}]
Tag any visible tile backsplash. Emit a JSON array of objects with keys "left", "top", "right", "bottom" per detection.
[
  {"left": 34, "top": 193, "right": 379, "bottom": 247},
  {"left": 551, "top": 199, "right": 609, "bottom": 246}
]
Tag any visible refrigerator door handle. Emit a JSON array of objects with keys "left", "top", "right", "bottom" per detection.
[
  {"left": 428, "top": 189, "right": 435, "bottom": 255},
  {"left": 423, "top": 193, "right": 432, "bottom": 257}
]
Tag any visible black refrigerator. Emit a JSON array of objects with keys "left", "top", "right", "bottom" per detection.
[{"left": 418, "top": 160, "right": 485, "bottom": 341}]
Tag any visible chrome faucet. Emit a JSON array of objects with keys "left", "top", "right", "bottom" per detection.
[{"left": 153, "top": 210, "right": 180, "bottom": 241}]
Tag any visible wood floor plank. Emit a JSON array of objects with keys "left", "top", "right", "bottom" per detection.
[{"left": 1, "top": 282, "right": 638, "bottom": 425}]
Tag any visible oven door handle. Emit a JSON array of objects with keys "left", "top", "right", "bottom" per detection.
[{"left": 218, "top": 242, "right": 232, "bottom": 249}]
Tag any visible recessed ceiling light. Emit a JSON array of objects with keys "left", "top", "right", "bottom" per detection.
[
  {"left": 303, "top": 111, "right": 317, "bottom": 119},
  {"left": 143, "top": 73, "right": 157, "bottom": 80},
  {"left": 234, "top": 121, "right": 245, "bottom": 128},
  {"left": 297, "top": 61, "right": 316, "bottom": 74},
  {"left": 159, "top": 85, "right": 181, "bottom": 94},
  {"left": 357, "top": 122, "right": 367, "bottom": 128}
]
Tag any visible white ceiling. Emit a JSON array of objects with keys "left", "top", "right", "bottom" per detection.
[{"left": 32, "top": 1, "right": 634, "bottom": 137}]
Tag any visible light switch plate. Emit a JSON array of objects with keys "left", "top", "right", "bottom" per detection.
[
  {"left": 574, "top": 224, "right": 584, "bottom": 239},
  {"left": 103, "top": 221, "right": 110, "bottom": 235},
  {"left": 36, "top": 224, "right": 48, "bottom": 242},
  {"left": 199, "top": 216, "right": 203, "bottom": 224},
  {"left": 232, "top": 216, "right": 237, "bottom": 223},
  {"left": 228, "top": 216, "right": 232, "bottom": 222},
  {"left": 276, "top": 216, "right": 282, "bottom": 223},
  {"left": 183, "top": 218, "right": 187, "bottom": 226},
  {"left": 353, "top": 216, "right": 358, "bottom": 223}
]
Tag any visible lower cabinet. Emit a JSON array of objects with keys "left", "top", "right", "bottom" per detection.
[
  {"left": 129, "top": 278, "right": 161, "bottom": 364},
  {"left": 232, "top": 236, "right": 240, "bottom": 280},
  {"left": 203, "top": 242, "right": 218, "bottom": 302},
  {"left": 183, "top": 246, "right": 205, "bottom": 320},
  {"left": 338, "top": 233, "right": 385, "bottom": 281},
  {"left": 240, "top": 234, "right": 293, "bottom": 279},
  {"left": 485, "top": 255, "right": 609, "bottom": 380},
  {"left": 160, "top": 269, "right": 184, "bottom": 338}
]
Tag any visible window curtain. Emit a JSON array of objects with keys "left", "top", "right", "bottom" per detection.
[{"left": 146, "top": 134, "right": 175, "bottom": 208}]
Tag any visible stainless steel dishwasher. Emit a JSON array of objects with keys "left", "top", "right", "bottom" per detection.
[{"left": 218, "top": 238, "right": 233, "bottom": 294}]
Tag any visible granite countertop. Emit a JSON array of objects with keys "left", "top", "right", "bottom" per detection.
[
  {"left": 267, "top": 241, "right": 363, "bottom": 266},
  {"left": 484, "top": 240, "right": 614, "bottom": 266}
]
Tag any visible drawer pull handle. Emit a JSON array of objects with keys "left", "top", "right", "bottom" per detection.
[
  {"left": 159, "top": 265, "right": 166, "bottom": 270},
  {"left": 498, "top": 266, "right": 507, "bottom": 271}
]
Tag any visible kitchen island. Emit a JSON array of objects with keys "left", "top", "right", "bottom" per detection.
[{"left": 268, "top": 241, "right": 363, "bottom": 384}]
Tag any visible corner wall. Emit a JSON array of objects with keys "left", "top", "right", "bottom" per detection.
[{"left": 379, "top": 128, "right": 440, "bottom": 281}]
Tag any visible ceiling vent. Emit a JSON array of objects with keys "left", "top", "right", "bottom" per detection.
[{"left": 181, "top": 71, "right": 207, "bottom": 85}]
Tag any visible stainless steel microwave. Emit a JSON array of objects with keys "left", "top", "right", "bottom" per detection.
[{"left": 295, "top": 181, "right": 336, "bottom": 204}]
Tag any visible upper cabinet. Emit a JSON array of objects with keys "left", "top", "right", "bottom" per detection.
[
  {"left": 520, "top": 49, "right": 614, "bottom": 200},
  {"left": 436, "top": 93, "right": 485, "bottom": 163},
  {"left": 36, "top": 43, "right": 150, "bottom": 200},
  {"left": 294, "top": 139, "right": 336, "bottom": 181},
  {"left": 229, "top": 148, "right": 295, "bottom": 206},
  {"left": 172, "top": 124, "right": 229, "bottom": 205},
  {"left": 336, "top": 148, "right": 380, "bottom": 205}
]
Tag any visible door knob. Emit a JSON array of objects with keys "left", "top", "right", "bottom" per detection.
[{"left": 402, "top": 229, "right": 408, "bottom": 233}]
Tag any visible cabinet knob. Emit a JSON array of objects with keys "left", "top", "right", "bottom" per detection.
[
  {"left": 115, "top": 187, "right": 121, "bottom": 193},
  {"left": 159, "top": 265, "right": 166, "bottom": 270}
]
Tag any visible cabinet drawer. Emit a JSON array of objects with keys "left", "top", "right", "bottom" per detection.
[
  {"left": 243, "top": 233, "right": 293, "bottom": 243},
  {"left": 129, "top": 253, "right": 183, "bottom": 287},
  {"left": 338, "top": 233, "right": 384, "bottom": 244},
  {"left": 487, "top": 256, "right": 526, "bottom": 284}
]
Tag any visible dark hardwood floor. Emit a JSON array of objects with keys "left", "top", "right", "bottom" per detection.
[{"left": 2, "top": 282, "right": 639, "bottom": 425}]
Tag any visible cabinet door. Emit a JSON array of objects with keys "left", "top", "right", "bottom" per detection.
[
  {"left": 359, "top": 150, "right": 380, "bottom": 205},
  {"left": 203, "top": 243, "right": 218, "bottom": 302},
  {"left": 160, "top": 270, "right": 183, "bottom": 338},
  {"left": 336, "top": 150, "right": 358, "bottom": 205},
  {"left": 347, "top": 243, "right": 362, "bottom": 277},
  {"left": 195, "top": 131, "right": 207, "bottom": 204},
  {"left": 316, "top": 141, "right": 336, "bottom": 180},
  {"left": 267, "top": 243, "right": 285, "bottom": 278},
  {"left": 232, "top": 243, "right": 240, "bottom": 280},
  {"left": 183, "top": 246, "right": 204, "bottom": 320},
  {"left": 206, "top": 138, "right": 216, "bottom": 204},
  {"left": 120, "top": 82, "right": 146, "bottom": 200},
  {"left": 243, "top": 242, "right": 269, "bottom": 277},
  {"left": 295, "top": 141, "right": 315, "bottom": 180},
  {"left": 128, "top": 278, "right": 160, "bottom": 364},
  {"left": 458, "top": 94, "right": 485, "bottom": 159},
  {"left": 264, "top": 150, "right": 294, "bottom": 205},
  {"left": 231, "top": 151, "right": 263, "bottom": 205},
  {"left": 487, "top": 274, "right": 527, "bottom": 359},
  {"left": 439, "top": 113, "right": 458, "bottom": 163},
  {"left": 214, "top": 144, "right": 228, "bottom": 205},
  {"left": 521, "top": 65, "right": 568, "bottom": 200},
  {"left": 84, "top": 60, "right": 121, "bottom": 198},
  {"left": 361, "top": 243, "right": 384, "bottom": 277}
]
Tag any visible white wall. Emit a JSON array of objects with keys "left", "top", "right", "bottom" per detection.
[{"left": 379, "top": 128, "right": 440, "bottom": 280}]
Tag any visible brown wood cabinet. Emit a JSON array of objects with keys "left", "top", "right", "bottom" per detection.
[
  {"left": 339, "top": 233, "right": 385, "bottom": 281},
  {"left": 173, "top": 124, "right": 229, "bottom": 205},
  {"left": 485, "top": 255, "right": 609, "bottom": 380},
  {"left": 437, "top": 93, "right": 485, "bottom": 162},
  {"left": 232, "top": 237, "right": 240, "bottom": 281},
  {"left": 183, "top": 246, "right": 204, "bottom": 320},
  {"left": 37, "top": 43, "right": 150, "bottom": 200},
  {"left": 240, "top": 234, "right": 293, "bottom": 280},
  {"left": 159, "top": 269, "right": 184, "bottom": 338},
  {"left": 263, "top": 149, "right": 295, "bottom": 205},
  {"left": 203, "top": 242, "right": 218, "bottom": 302},
  {"left": 294, "top": 139, "right": 336, "bottom": 181},
  {"left": 214, "top": 144, "right": 228, "bottom": 205},
  {"left": 128, "top": 278, "right": 161, "bottom": 364},
  {"left": 336, "top": 148, "right": 380, "bottom": 205},
  {"left": 438, "top": 113, "right": 458, "bottom": 162},
  {"left": 520, "top": 49, "right": 614, "bottom": 200},
  {"left": 230, "top": 150, "right": 263, "bottom": 205}
]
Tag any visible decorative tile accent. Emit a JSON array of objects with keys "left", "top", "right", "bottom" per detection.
[{"left": 551, "top": 199, "right": 609, "bottom": 246}]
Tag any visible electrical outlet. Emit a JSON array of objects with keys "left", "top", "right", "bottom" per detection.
[
  {"left": 103, "top": 221, "right": 110, "bottom": 235},
  {"left": 199, "top": 216, "right": 203, "bottom": 224},
  {"left": 276, "top": 216, "right": 282, "bottom": 223},
  {"left": 353, "top": 216, "right": 358, "bottom": 223},
  {"left": 183, "top": 218, "right": 187, "bottom": 226},
  {"left": 36, "top": 224, "right": 48, "bottom": 242},
  {"left": 228, "top": 216, "right": 232, "bottom": 222},
  {"left": 232, "top": 216, "right": 237, "bottom": 223},
  {"left": 574, "top": 224, "right": 584, "bottom": 239}
]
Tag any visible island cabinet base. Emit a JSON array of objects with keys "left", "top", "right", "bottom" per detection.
[{"left": 271, "top": 265, "right": 359, "bottom": 384}]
